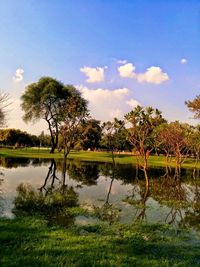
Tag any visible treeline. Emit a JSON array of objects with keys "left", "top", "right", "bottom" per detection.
[
  {"left": 0, "top": 77, "right": 199, "bottom": 172},
  {"left": 0, "top": 129, "right": 52, "bottom": 148}
]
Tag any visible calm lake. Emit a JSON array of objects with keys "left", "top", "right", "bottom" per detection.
[{"left": 0, "top": 157, "right": 199, "bottom": 231}]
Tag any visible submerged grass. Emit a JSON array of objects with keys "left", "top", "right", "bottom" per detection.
[
  {"left": 1, "top": 216, "right": 200, "bottom": 267},
  {"left": 0, "top": 147, "right": 199, "bottom": 169}
]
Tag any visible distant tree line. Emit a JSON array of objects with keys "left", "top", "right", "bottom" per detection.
[{"left": 0, "top": 77, "right": 199, "bottom": 172}]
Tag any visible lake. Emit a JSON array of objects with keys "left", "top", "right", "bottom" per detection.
[{"left": 0, "top": 157, "right": 199, "bottom": 231}]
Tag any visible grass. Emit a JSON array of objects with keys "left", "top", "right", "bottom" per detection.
[
  {"left": 1, "top": 216, "right": 200, "bottom": 267},
  {"left": 0, "top": 147, "right": 199, "bottom": 169}
]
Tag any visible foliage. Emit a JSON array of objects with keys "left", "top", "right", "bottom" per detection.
[
  {"left": 0, "top": 92, "right": 10, "bottom": 127},
  {"left": 0, "top": 128, "right": 40, "bottom": 147},
  {"left": 79, "top": 119, "right": 102, "bottom": 150},
  {"left": 21, "top": 77, "right": 86, "bottom": 153},
  {"left": 59, "top": 87, "right": 88, "bottom": 158},
  {"left": 185, "top": 94, "right": 200, "bottom": 119},
  {"left": 153, "top": 122, "right": 194, "bottom": 170},
  {"left": 14, "top": 183, "right": 79, "bottom": 216},
  {"left": 125, "top": 106, "right": 165, "bottom": 170}
]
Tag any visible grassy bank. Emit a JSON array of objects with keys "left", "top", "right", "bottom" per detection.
[
  {"left": 1, "top": 216, "right": 200, "bottom": 267},
  {"left": 0, "top": 147, "right": 199, "bottom": 169}
]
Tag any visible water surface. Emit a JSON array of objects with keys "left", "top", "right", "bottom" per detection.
[{"left": 0, "top": 157, "right": 199, "bottom": 231}]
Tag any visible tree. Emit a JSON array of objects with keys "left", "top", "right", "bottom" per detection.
[
  {"left": 185, "top": 95, "right": 200, "bottom": 119},
  {"left": 125, "top": 106, "right": 165, "bottom": 193},
  {"left": 154, "top": 122, "right": 192, "bottom": 173},
  {"left": 21, "top": 77, "right": 73, "bottom": 153},
  {"left": 78, "top": 119, "right": 102, "bottom": 150},
  {"left": 58, "top": 88, "right": 88, "bottom": 184},
  {"left": 0, "top": 93, "right": 10, "bottom": 127},
  {"left": 0, "top": 128, "right": 40, "bottom": 147},
  {"left": 101, "top": 118, "right": 125, "bottom": 164}
]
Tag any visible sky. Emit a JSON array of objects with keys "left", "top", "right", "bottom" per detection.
[{"left": 0, "top": 0, "right": 200, "bottom": 134}]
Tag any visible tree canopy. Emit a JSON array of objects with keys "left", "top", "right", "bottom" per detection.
[
  {"left": 21, "top": 77, "right": 87, "bottom": 153},
  {"left": 185, "top": 95, "right": 200, "bottom": 119}
]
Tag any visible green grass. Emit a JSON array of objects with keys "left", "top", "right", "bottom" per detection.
[
  {"left": 0, "top": 147, "right": 199, "bottom": 169},
  {"left": 0, "top": 216, "right": 200, "bottom": 267}
]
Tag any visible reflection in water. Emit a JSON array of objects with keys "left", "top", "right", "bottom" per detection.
[
  {"left": 0, "top": 171, "right": 4, "bottom": 215},
  {"left": 14, "top": 159, "right": 79, "bottom": 226},
  {"left": 14, "top": 182, "right": 79, "bottom": 226},
  {"left": 93, "top": 166, "right": 120, "bottom": 225},
  {"left": 0, "top": 156, "right": 200, "bottom": 231}
]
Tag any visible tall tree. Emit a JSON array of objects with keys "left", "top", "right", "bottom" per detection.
[
  {"left": 0, "top": 92, "right": 10, "bottom": 127},
  {"left": 125, "top": 106, "right": 165, "bottom": 192},
  {"left": 185, "top": 95, "right": 200, "bottom": 119},
  {"left": 58, "top": 88, "right": 88, "bottom": 185},
  {"left": 79, "top": 119, "right": 102, "bottom": 151},
  {"left": 101, "top": 118, "right": 125, "bottom": 164},
  {"left": 21, "top": 77, "right": 72, "bottom": 153}
]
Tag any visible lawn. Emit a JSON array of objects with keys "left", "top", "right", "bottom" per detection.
[
  {"left": 0, "top": 147, "right": 199, "bottom": 169},
  {"left": 1, "top": 216, "right": 200, "bottom": 267}
]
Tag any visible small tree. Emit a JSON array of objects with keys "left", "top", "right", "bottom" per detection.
[
  {"left": 185, "top": 95, "right": 200, "bottom": 119},
  {"left": 154, "top": 122, "right": 192, "bottom": 174},
  {"left": 58, "top": 88, "right": 88, "bottom": 184},
  {"left": 79, "top": 119, "right": 102, "bottom": 151},
  {"left": 125, "top": 106, "right": 165, "bottom": 193},
  {"left": 101, "top": 118, "right": 125, "bottom": 165},
  {"left": 0, "top": 93, "right": 10, "bottom": 127}
]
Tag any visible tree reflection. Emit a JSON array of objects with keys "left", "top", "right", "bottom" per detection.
[
  {"left": 66, "top": 161, "right": 99, "bottom": 186},
  {"left": 93, "top": 157, "right": 120, "bottom": 224},
  {"left": 181, "top": 172, "right": 200, "bottom": 231},
  {"left": 0, "top": 171, "right": 4, "bottom": 215},
  {"left": 14, "top": 159, "right": 79, "bottom": 226}
]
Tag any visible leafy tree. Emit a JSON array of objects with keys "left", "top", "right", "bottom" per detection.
[
  {"left": 0, "top": 93, "right": 10, "bottom": 127},
  {"left": 21, "top": 77, "right": 73, "bottom": 153},
  {"left": 125, "top": 106, "right": 165, "bottom": 191},
  {"left": 188, "top": 125, "right": 200, "bottom": 170},
  {"left": 101, "top": 118, "right": 125, "bottom": 164},
  {"left": 38, "top": 131, "right": 51, "bottom": 147},
  {"left": 185, "top": 95, "right": 200, "bottom": 119},
  {"left": 79, "top": 119, "right": 102, "bottom": 150},
  {"left": 59, "top": 88, "right": 88, "bottom": 158},
  {"left": 154, "top": 122, "right": 192, "bottom": 173},
  {"left": 58, "top": 88, "right": 88, "bottom": 184},
  {"left": 0, "top": 128, "right": 39, "bottom": 147}
]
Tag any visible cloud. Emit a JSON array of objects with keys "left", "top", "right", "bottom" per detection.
[
  {"left": 136, "top": 66, "right": 169, "bottom": 84},
  {"left": 126, "top": 98, "right": 140, "bottom": 109},
  {"left": 13, "top": 68, "right": 24, "bottom": 82},
  {"left": 77, "top": 85, "right": 139, "bottom": 121},
  {"left": 117, "top": 59, "right": 127, "bottom": 64},
  {"left": 80, "top": 66, "right": 106, "bottom": 83},
  {"left": 118, "top": 63, "right": 169, "bottom": 85},
  {"left": 118, "top": 63, "right": 136, "bottom": 78},
  {"left": 180, "top": 58, "right": 188, "bottom": 64}
]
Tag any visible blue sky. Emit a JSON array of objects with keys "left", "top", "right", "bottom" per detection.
[{"left": 0, "top": 0, "right": 200, "bottom": 134}]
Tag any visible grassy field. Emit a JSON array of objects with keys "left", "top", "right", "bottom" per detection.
[
  {"left": 0, "top": 147, "right": 199, "bottom": 169},
  {"left": 1, "top": 216, "right": 200, "bottom": 267}
]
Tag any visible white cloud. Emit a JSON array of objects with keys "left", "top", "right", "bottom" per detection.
[
  {"left": 118, "top": 63, "right": 169, "bottom": 85},
  {"left": 80, "top": 66, "right": 106, "bottom": 83},
  {"left": 136, "top": 66, "right": 169, "bottom": 84},
  {"left": 118, "top": 63, "right": 136, "bottom": 78},
  {"left": 180, "top": 58, "right": 188, "bottom": 64},
  {"left": 77, "top": 85, "right": 139, "bottom": 121},
  {"left": 126, "top": 98, "right": 140, "bottom": 109},
  {"left": 13, "top": 68, "right": 24, "bottom": 82},
  {"left": 117, "top": 59, "right": 127, "bottom": 64}
]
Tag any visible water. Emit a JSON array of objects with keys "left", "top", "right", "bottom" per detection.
[{"left": 0, "top": 157, "right": 199, "bottom": 231}]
